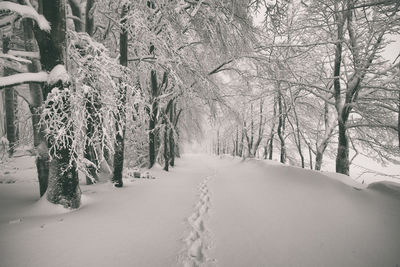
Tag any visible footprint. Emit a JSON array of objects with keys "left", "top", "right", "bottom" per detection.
[
  {"left": 189, "top": 239, "right": 203, "bottom": 260},
  {"left": 9, "top": 218, "right": 21, "bottom": 224},
  {"left": 193, "top": 217, "right": 204, "bottom": 232},
  {"left": 181, "top": 175, "right": 214, "bottom": 266}
]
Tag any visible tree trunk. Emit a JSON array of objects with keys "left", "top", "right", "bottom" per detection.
[
  {"left": 163, "top": 119, "right": 169, "bottom": 171},
  {"left": 4, "top": 86, "right": 17, "bottom": 156},
  {"left": 21, "top": 13, "right": 48, "bottom": 197},
  {"left": 308, "top": 146, "right": 313, "bottom": 170},
  {"left": 239, "top": 125, "right": 244, "bottom": 157},
  {"left": 84, "top": 93, "right": 100, "bottom": 184},
  {"left": 2, "top": 36, "right": 18, "bottom": 156},
  {"left": 85, "top": 0, "right": 95, "bottom": 36},
  {"left": 68, "top": 0, "right": 83, "bottom": 32},
  {"left": 169, "top": 103, "right": 175, "bottom": 167},
  {"left": 336, "top": 120, "right": 349, "bottom": 175},
  {"left": 252, "top": 99, "right": 264, "bottom": 157},
  {"left": 216, "top": 129, "right": 220, "bottom": 155},
  {"left": 315, "top": 149, "right": 323, "bottom": 171},
  {"left": 34, "top": 0, "right": 81, "bottom": 208},
  {"left": 112, "top": 3, "right": 129, "bottom": 187},
  {"left": 149, "top": 69, "right": 158, "bottom": 168},
  {"left": 277, "top": 87, "right": 286, "bottom": 163}
]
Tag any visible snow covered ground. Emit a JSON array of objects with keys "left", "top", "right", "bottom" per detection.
[{"left": 1, "top": 154, "right": 399, "bottom": 267}]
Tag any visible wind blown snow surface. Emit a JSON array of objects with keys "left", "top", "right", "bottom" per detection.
[{"left": 0, "top": 154, "right": 399, "bottom": 267}]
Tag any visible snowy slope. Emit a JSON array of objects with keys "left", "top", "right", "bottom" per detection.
[{"left": 1, "top": 154, "right": 399, "bottom": 267}]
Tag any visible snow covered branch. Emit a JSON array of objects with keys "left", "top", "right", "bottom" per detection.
[
  {"left": 8, "top": 50, "right": 40, "bottom": 59},
  {"left": 0, "top": 72, "right": 48, "bottom": 89},
  {"left": 0, "top": 1, "right": 51, "bottom": 32},
  {"left": 0, "top": 52, "right": 32, "bottom": 64}
]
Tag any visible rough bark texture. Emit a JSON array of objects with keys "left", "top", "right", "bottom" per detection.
[
  {"left": 112, "top": 3, "right": 129, "bottom": 187},
  {"left": 251, "top": 99, "right": 264, "bottom": 157},
  {"left": 149, "top": 69, "right": 158, "bottom": 168},
  {"left": 277, "top": 88, "right": 286, "bottom": 163},
  {"left": 68, "top": 0, "right": 83, "bottom": 32},
  {"left": 163, "top": 118, "right": 169, "bottom": 171},
  {"left": 4, "top": 86, "right": 17, "bottom": 156},
  {"left": 336, "top": 121, "right": 349, "bottom": 175},
  {"left": 398, "top": 91, "right": 400, "bottom": 150},
  {"left": 169, "top": 103, "right": 175, "bottom": 167},
  {"left": 85, "top": 0, "right": 95, "bottom": 36},
  {"left": 2, "top": 36, "right": 18, "bottom": 156},
  {"left": 35, "top": 0, "right": 81, "bottom": 208},
  {"left": 21, "top": 14, "right": 49, "bottom": 197},
  {"left": 315, "top": 150, "right": 324, "bottom": 171}
]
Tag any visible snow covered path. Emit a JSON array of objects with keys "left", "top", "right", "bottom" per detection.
[
  {"left": 0, "top": 155, "right": 213, "bottom": 267},
  {"left": 1, "top": 154, "right": 400, "bottom": 267}
]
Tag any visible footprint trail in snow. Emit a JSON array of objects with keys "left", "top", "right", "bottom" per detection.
[{"left": 181, "top": 175, "right": 215, "bottom": 267}]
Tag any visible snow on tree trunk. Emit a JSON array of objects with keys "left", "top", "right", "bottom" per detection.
[{"left": 35, "top": 0, "right": 80, "bottom": 208}]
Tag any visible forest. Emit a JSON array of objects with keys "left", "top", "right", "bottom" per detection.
[
  {"left": 1, "top": 1, "right": 400, "bottom": 267},
  {"left": 0, "top": 0, "right": 399, "bottom": 209}
]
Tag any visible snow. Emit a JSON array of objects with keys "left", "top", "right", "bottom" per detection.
[
  {"left": 0, "top": 52, "right": 32, "bottom": 64},
  {"left": 47, "top": 65, "right": 70, "bottom": 85},
  {"left": 1, "top": 154, "right": 399, "bottom": 267},
  {"left": 0, "top": 2, "right": 51, "bottom": 32},
  {"left": 0, "top": 72, "right": 47, "bottom": 88}
]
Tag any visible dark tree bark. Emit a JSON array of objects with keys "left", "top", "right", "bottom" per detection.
[
  {"left": 112, "top": 3, "right": 129, "bottom": 187},
  {"left": 216, "top": 129, "right": 220, "bottom": 155},
  {"left": 20, "top": 13, "right": 49, "bottom": 197},
  {"left": 277, "top": 86, "right": 286, "bottom": 164},
  {"left": 398, "top": 92, "right": 400, "bottom": 150},
  {"left": 68, "top": 0, "right": 83, "bottom": 32},
  {"left": 169, "top": 102, "right": 175, "bottom": 167},
  {"left": 267, "top": 96, "right": 277, "bottom": 160},
  {"left": 2, "top": 36, "right": 18, "bottom": 157},
  {"left": 251, "top": 99, "right": 264, "bottom": 157},
  {"left": 163, "top": 118, "right": 169, "bottom": 171},
  {"left": 245, "top": 103, "right": 254, "bottom": 157},
  {"left": 308, "top": 146, "right": 313, "bottom": 170},
  {"left": 234, "top": 126, "right": 238, "bottom": 156},
  {"left": 149, "top": 69, "right": 158, "bottom": 168},
  {"left": 85, "top": 0, "right": 95, "bottom": 36},
  {"left": 35, "top": 0, "right": 80, "bottom": 208}
]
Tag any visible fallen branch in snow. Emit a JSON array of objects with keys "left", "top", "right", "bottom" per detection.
[
  {"left": 0, "top": 1, "right": 51, "bottom": 32},
  {"left": 0, "top": 72, "right": 48, "bottom": 89}
]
